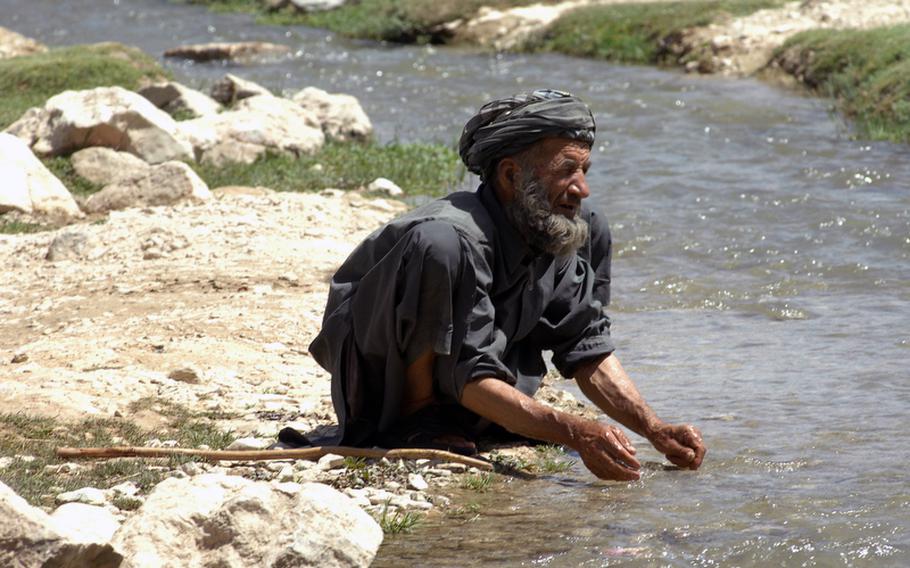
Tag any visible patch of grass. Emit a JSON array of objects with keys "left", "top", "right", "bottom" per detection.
[
  {"left": 376, "top": 501, "right": 422, "bottom": 534},
  {"left": 0, "top": 402, "right": 234, "bottom": 506},
  {"left": 184, "top": 0, "right": 562, "bottom": 43},
  {"left": 111, "top": 495, "right": 143, "bottom": 511},
  {"left": 461, "top": 472, "right": 494, "bottom": 492},
  {"left": 774, "top": 25, "right": 910, "bottom": 143},
  {"left": 532, "top": 444, "right": 576, "bottom": 474},
  {"left": 488, "top": 449, "right": 532, "bottom": 473},
  {"left": 193, "top": 140, "right": 463, "bottom": 196},
  {"left": 0, "top": 219, "right": 50, "bottom": 234},
  {"left": 41, "top": 157, "right": 103, "bottom": 196},
  {"left": 0, "top": 42, "right": 170, "bottom": 129},
  {"left": 529, "top": 0, "right": 784, "bottom": 65}
]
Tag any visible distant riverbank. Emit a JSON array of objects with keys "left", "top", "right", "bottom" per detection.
[{"left": 186, "top": 0, "right": 910, "bottom": 144}]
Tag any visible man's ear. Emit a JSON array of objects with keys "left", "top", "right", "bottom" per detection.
[{"left": 496, "top": 157, "right": 520, "bottom": 203}]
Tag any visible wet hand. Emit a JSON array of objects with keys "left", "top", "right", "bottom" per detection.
[
  {"left": 575, "top": 421, "right": 641, "bottom": 481},
  {"left": 649, "top": 423, "right": 705, "bottom": 470}
]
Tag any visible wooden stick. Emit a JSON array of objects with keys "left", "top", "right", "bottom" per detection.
[{"left": 56, "top": 445, "right": 493, "bottom": 471}]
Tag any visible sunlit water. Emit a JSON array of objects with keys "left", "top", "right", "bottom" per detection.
[{"left": 6, "top": 1, "right": 909, "bottom": 564}]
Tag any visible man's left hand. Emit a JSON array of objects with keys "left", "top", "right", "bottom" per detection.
[{"left": 648, "top": 423, "right": 705, "bottom": 470}]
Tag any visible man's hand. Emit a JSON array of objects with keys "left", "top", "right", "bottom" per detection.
[
  {"left": 572, "top": 421, "right": 641, "bottom": 481},
  {"left": 647, "top": 423, "right": 705, "bottom": 470}
]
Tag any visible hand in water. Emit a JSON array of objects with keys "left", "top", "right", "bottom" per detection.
[
  {"left": 576, "top": 422, "right": 641, "bottom": 481},
  {"left": 649, "top": 423, "right": 705, "bottom": 470}
]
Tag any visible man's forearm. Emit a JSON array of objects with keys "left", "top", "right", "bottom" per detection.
[
  {"left": 573, "top": 353, "right": 663, "bottom": 439},
  {"left": 460, "top": 377, "right": 583, "bottom": 447}
]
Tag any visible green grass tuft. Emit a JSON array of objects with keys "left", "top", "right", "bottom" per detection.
[
  {"left": 461, "top": 472, "right": 494, "bottom": 492},
  {"left": 376, "top": 501, "right": 422, "bottom": 533},
  {"left": 532, "top": 444, "right": 576, "bottom": 474},
  {"left": 0, "top": 43, "right": 169, "bottom": 130},
  {"left": 775, "top": 25, "right": 910, "bottom": 143},
  {"left": 193, "top": 140, "right": 463, "bottom": 196},
  {"left": 41, "top": 157, "right": 103, "bottom": 196},
  {"left": 0, "top": 220, "right": 50, "bottom": 234},
  {"left": 529, "top": 0, "right": 784, "bottom": 64}
]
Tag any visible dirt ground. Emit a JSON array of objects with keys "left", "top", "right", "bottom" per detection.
[{"left": 0, "top": 187, "right": 407, "bottom": 437}]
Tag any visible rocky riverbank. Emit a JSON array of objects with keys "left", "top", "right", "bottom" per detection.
[{"left": 1, "top": 27, "right": 587, "bottom": 566}]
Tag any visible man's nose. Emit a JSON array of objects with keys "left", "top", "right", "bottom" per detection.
[{"left": 568, "top": 172, "right": 590, "bottom": 200}]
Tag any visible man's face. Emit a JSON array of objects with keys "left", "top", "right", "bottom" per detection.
[
  {"left": 528, "top": 138, "right": 592, "bottom": 220},
  {"left": 503, "top": 137, "right": 592, "bottom": 256}
]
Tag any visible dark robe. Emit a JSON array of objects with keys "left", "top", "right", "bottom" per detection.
[{"left": 308, "top": 183, "right": 615, "bottom": 446}]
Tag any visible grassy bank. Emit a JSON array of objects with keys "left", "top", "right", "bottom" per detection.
[
  {"left": 773, "top": 25, "right": 910, "bottom": 143},
  {"left": 182, "top": 0, "right": 562, "bottom": 42},
  {"left": 0, "top": 43, "right": 169, "bottom": 130},
  {"left": 528, "top": 0, "right": 783, "bottom": 64},
  {"left": 193, "top": 140, "right": 463, "bottom": 196},
  {"left": 0, "top": 400, "right": 234, "bottom": 507}
]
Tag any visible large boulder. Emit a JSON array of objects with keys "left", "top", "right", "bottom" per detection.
[
  {"left": 0, "top": 481, "right": 122, "bottom": 567},
  {"left": 0, "top": 26, "right": 47, "bottom": 59},
  {"left": 112, "top": 474, "right": 383, "bottom": 567},
  {"left": 178, "top": 95, "right": 324, "bottom": 164},
  {"left": 4, "top": 86, "right": 194, "bottom": 164},
  {"left": 139, "top": 81, "right": 222, "bottom": 118},
  {"left": 71, "top": 147, "right": 151, "bottom": 186},
  {"left": 0, "top": 132, "right": 82, "bottom": 220},
  {"left": 292, "top": 87, "right": 373, "bottom": 142},
  {"left": 83, "top": 161, "right": 212, "bottom": 213},
  {"left": 210, "top": 73, "right": 272, "bottom": 105},
  {"left": 164, "top": 41, "right": 290, "bottom": 63}
]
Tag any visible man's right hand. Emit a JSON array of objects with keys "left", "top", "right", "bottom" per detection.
[{"left": 573, "top": 420, "right": 641, "bottom": 481}]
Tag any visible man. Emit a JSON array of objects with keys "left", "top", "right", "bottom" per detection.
[{"left": 309, "top": 89, "right": 705, "bottom": 481}]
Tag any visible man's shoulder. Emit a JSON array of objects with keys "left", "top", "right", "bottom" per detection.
[{"left": 395, "top": 190, "right": 494, "bottom": 244}]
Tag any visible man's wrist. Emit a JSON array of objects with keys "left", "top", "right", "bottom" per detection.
[{"left": 640, "top": 416, "right": 665, "bottom": 441}]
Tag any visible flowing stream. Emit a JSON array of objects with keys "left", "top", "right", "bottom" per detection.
[{"left": 6, "top": 1, "right": 909, "bottom": 565}]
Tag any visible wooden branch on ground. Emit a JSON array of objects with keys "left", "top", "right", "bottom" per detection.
[{"left": 55, "top": 445, "right": 493, "bottom": 471}]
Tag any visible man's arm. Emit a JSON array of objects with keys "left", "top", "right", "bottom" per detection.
[
  {"left": 573, "top": 353, "right": 706, "bottom": 470},
  {"left": 460, "top": 377, "right": 642, "bottom": 480}
]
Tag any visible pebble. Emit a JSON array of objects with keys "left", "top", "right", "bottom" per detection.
[
  {"left": 0, "top": 457, "right": 14, "bottom": 469},
  {"left": 226, "top": 437, "right": 272, "bottom": 451},
  {"left": 407, "top": 473, "right": 429, "bottom": 491},
  {"left": 11, "top": 352, "right": 28, "bottom": 364},
  {"left": 43, "top": 462, "right": 84, "bottom": 475},
  {"left": 317, "top": 453, "right": 346, "bottom": 470},
  {"left": 180, "top": 462, "right": 203, "bottom": 477},
  {"left": 167, "top": 366, "right": 200, "bottom": 383},
  {"left": 424, "top": 468, "right": 453, "bottom": 477},
  {"left": 56, "top": 487, "right": 109, "bottom": 506},
  {"left": 276, "top": 465, "right": 295, "bottom": 483},
  {"left": 110, "top": 481, "right": 140, "bottom": 497},
  {"left": 438, "top": 462, "right": 468, "bottom": 473}
]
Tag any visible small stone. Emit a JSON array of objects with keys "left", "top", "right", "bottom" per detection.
[
  {"left": 276, "top": 465, "right": 295, "bottom": 483},
  {"left": 168, "top": 470, "right": 188, "bottom": 479},
  {"left": 438, "top": 462, "right": 468, "bottom": 473},
  {"left": 414, "top": 459, "right": 430, "bottom": 467},
  {"left": 424, "top": 468, "right": 453, "bottom": 477},
  {"left": 0, "top": 457, "right": 14, "bottom": 469},
  {"left": 43, "top": 463, "right": 84, "bottom": 475},
  {"left": 110, "top": 482, "right": 140, "bottom": 497},
  {"left": 407, "top": 473, "right": 429, "bottom": 491},
  {"left": 11, "top": 352, "right": 28, "bottom": 364},
  {"left": 180, "top": 462, "right": 203, "bottom": 477},
  {"left": 56, "top": 487, "right": 109, "bottom": 507},
  {"left": 366, "top": 177, "right": 404, "bottom": 197},
  {"left": 167, "top": 366, "right": 200, "bottom": 383},
  {"left": 384, "top": 481, "right": 401, "bottom": 491},
  {"left": 310, "top": 163, "right": 324, "bottom": 172},
  {"left": 226, "top": 437, "right": 272, "bottom": 451},
  {"left": 317, "top": 453, "right": 345, "bottom": 470},
  {"left": 15, "top": 455, "right": 36, "bottom": 463}
]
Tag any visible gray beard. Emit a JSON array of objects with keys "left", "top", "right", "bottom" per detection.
[{"left": 504, "top": 174, "right": 589, "bottom": 257}]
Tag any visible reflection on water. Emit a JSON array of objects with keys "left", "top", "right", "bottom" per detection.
[{"left": 6, "top": 0, "right": 909, "bottom": 564}]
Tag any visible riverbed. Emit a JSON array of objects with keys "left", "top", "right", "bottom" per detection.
[{"left": 5, "top": 1, "right": 909, "bottom": 565}]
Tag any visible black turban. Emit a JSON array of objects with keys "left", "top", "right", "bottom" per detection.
[{"left": 458, "top": 89, "right": 596, "bottom": 178}]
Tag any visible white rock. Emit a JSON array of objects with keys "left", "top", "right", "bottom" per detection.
[
  {"left": 83, "top": 161, "right": 211, "bottom": 213},
  {"left": 71, "top": 146, "right": 151, "bottom": 186},
  {"left": 0, "top": 132, "right": 82, "bottom": 220},
  {"left": 290, "top": 0, "right": 347, "bottom": 13},
  {"left": 179, "top": 95, "right": 324, "bottom": 163},
  {"left": 0, "top": 457, "right": 13, "bottom": 469},
  {"left": 110, "top": 481, "right": 140, "bottom": 498},
  {"left": 56, "top": 487, "right": 110, "bottom": 507},
  {"left": 317, "top": 453, "right": 346, "bottom": 470},
  {"left": 180, "top": 462, "right": 204, "bottom": 477},
  {"left": 0, "top": 25, "right": 47, "bottom": 59},
  {"left": 1, "top": 481, "right": 122, "bottom": 567},
  {"left": 4, "top": 86, "right": 194, "bottom": 164},
  {"left": 112, "top": 474, "right": 382, "bottom": 568},
  {"left": 226, "top": 437, "right": 273, "bottom": 451},
  {"left": 276, "top": 464, "right": 295, "bottom": 483},
  {"left": 139, "top": 81, "right": 222, "bottom": 118},
  {"left": 164, "top": 41, "right": 290, "bottom": 63},
  {"left": 407, "top": 473, "right": 429, "bottom": 491},
  {"left": 210, "top": 73, "right": 272, "bottom": 105},
  {"left": 366, "top": 177, "right": 404, "bottom": 197},
  {"left": 50, "top": 503, "right": 121, "bottom": 544},
  {"left": 45, "top": 228, "right": 102, "bottom": 262},
  {"left": 292, "top": 86, "right": 373, "bottom": 142}
]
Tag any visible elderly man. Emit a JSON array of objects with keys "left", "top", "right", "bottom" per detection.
[{"left": 309, "top": 90, "right": 705, "bottom": 480}]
